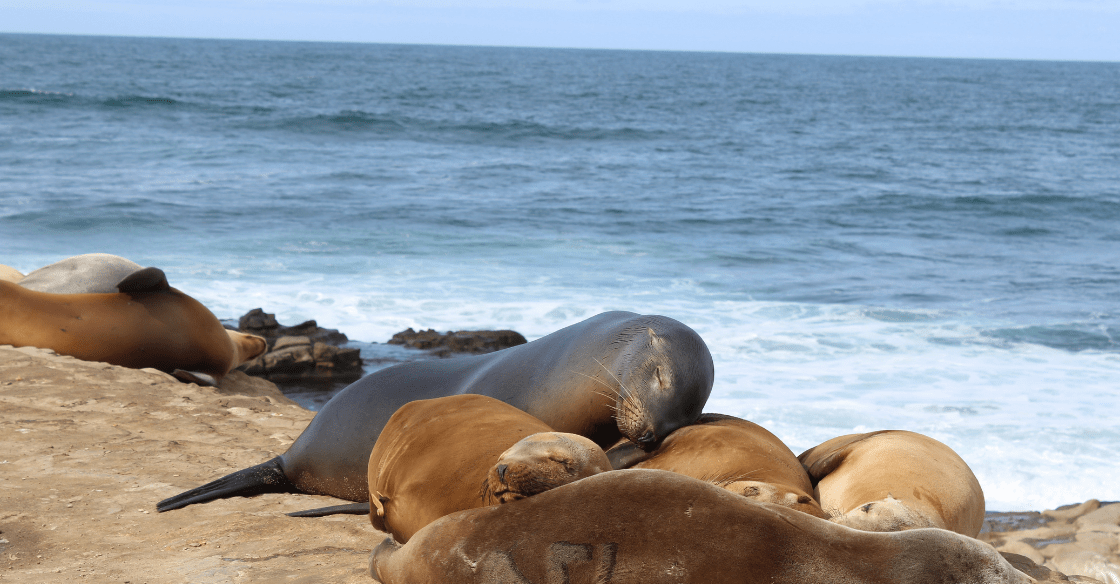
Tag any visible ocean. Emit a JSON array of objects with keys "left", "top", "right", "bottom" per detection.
[{"left": 2, "top": 33, "right": 1118, "bottom": 512}]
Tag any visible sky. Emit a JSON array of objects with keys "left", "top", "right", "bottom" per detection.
[{"left": 2, "top": 0, "right": 1118, "bottom": 61}]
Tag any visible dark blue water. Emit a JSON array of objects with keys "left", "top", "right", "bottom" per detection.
[{"left": 2, "top": 33, "right": 1119, "bottom": 509}]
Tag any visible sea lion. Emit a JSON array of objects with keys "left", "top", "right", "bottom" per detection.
[
  {"left": 606, "top": 413, "right": 827, "bottom": 518},
  {"left": 18, "top": 253, "right": 144, "bottom": 294},
  {"left": 484, "top": 431, "right": 611, "bottom": 505},
  {"left": 368, "top": 469, "right": 1035, "bottom": 584},
  {"left": 0, "top": 264, "right": 23, "bottom": 283},
  {"left": 0, "top": 272, "right": 266, "bottom": 385},
  {"left": 157, "top": 311, "right": 714, "bottom": 512},
  {"left": 798, "top": 430, "right": 985, "bottom": 537},
  {"left": 364, "top": 394, "right": 553, "bottom": 543}
]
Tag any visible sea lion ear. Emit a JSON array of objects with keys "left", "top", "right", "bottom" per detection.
[{"left": 116, "top": 267, "right": 170, "bottom": 293}]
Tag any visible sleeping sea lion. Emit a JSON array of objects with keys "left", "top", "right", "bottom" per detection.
[
  {"left": 0, "top": 264, "right": 23, "bottom": 283},
  {"left": 484, "top": 431, "right": 611, "bottom": 505},
  {"left": 0, "top": 271, "right": 266, "bottom": 386},
  {"left": 606, "top": 413, "right": 827, "bottom": 518},
  {"left": 18, "top": 253, "right": 144, "bottom": 294},
  {"left": 157, "top": 311, "right": 714, "bottom": 512},
  {"left": 368, "top": 469, "right": 1035, "bottom": 584},
  {"left": 798, "top": 429, "right": 985, "bottom": 537}
]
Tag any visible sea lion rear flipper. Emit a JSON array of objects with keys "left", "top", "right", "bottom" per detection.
[
  {"left": 172, "top": 370, "right": 219, "bottom": 387},
  {"left": 156, "top": 457, "right": 294, "bottom": 512},
  {"left": 287, "top": 502, "right": 371, "bottom": 517},
  {"left": 116, "top": 267, "right": 170, "bottom": 293}
]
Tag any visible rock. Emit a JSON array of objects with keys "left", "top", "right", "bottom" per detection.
[
  {"left": 231, "top": 309, "right": 361, "bottom": 383},
  {"left": 388, "top": 327, "right": 527, "bottom": 356}
]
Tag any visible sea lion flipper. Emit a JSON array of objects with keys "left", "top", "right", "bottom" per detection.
[
  {"left": 116, "top": 267, "right": 170, "bottom": 293},
  {"left": 287, "top": 502, "right": 371, "bottom": 517},
  {"left": 172, "top": 370, "right": 219, "bottom": 387},
  {"left": 605, "top": 440, "right": 653, "bottom": 470},
  {"left": 369, "top": 536, "right": 402, "bottom": 582},
  {"left": 156, "top": 457, "right": 294, "bottom": 512}
]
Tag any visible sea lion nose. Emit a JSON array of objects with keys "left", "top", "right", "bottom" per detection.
[
  {"left": 636, "top": 431, "right": 655, "bottom": 445},
  {"left": 496, "top": 464, "right": 508, "bottom": 482}
]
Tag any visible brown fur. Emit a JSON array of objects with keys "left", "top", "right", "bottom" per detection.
[
  {"left": 484, "top": 432, "right": 611, "bottom": 505},
  {"left": 608, "top": 413, "right": 828, "bottom": 518},
  {"left": 369, "top": 469, "right": 1032, "bottom": 584},
  {"left": 367, "top": 395, "right": 555, "bottom": 543},
  {"left": 0, "top": 280, "right": 265, "bottom": 383},
  {"left": 799, "top": 430, "right": 986, "bottom": 537}
]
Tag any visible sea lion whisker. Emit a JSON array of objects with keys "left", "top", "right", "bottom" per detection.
[
  {"left": 592, "top": 357, "right": 633, "bottom": 400},
  {"left": 568, "top": 369, "right": 621, "bottom": 396}
]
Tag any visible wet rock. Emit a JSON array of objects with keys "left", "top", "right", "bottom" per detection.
[
  {"left": 231, "top": 309, "right": 361, "bottom": 383},
  {"left": 388, "top": 328, "right": 527, "bottom": 356}
]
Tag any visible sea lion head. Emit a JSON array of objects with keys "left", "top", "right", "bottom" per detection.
[
  {"left": 483, "top": 432, "right": 611, "bottom": 505},
  {"left": 830, "top": 494, "right": 937, "bottom": 532},
  {"left": 612, "top": 320, "right": 714, "bottom": 450},
  {"left": 724, "top": 480, "right": 830, "bottom": 519}
]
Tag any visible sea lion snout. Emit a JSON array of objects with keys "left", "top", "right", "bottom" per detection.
[{"left": 484, "top": 432, "right": 611, "bottom": 504}]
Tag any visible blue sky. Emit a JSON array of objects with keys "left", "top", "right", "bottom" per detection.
[{"left": 2, "top": 0, "right": 1118, "bottom": 61}]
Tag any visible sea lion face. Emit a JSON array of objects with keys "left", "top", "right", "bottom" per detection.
[
  {"left": 724, "top": 480, "right": 830, "bottom": 519},
  {"left": 831, "top": 495, "right": 937, "bottom": 532},
  {"left": 484, "top": 432, "right": 611, "bottom": 505},
  {"left": 614, "top": 326, "right": 713, "bottom": 450}
]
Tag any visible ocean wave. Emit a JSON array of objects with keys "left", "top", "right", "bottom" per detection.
[{"left": 981, "top": 324, "right": 1119, "bottom": 353}]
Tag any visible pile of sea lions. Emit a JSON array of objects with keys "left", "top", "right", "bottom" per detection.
[
  {"left": 0, "top": 254, "right": 1091, "bottom": 583},
  {"left": 0, "top": 253, "right": 266, "bottom": 385}
]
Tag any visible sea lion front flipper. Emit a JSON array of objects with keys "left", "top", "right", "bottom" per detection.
[
  {"left": 287, "top": 502, "right": 371, "bottom": 517},
  {"left": 605, "top": 440, "right": 654, "bottom": 470},
  {"left": 156, "top": 457, "right": 295, "bottom": 512},
  {"left": 173, "top": 370, "right": 219, "bottom": 387},
  {"left": 116, "top": 267, "right": 170, "bottom": 293}
]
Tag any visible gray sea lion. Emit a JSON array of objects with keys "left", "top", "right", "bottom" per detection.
[
  {"left": 607, "top": 413, "right": 828, "bottom": 518},
  {"left": 157, "top": 311, "right": 714, "bottom": 512},
  {"left": 369, "top": 469, "right": 1035, "bottom": 584},
  {"left": 798, "top": 429, "right": 986, "bottom": 537},
  {"left": 0, "top": 273, "right": 266, "bottom": 385},
  {"left": 18, "top": 253, "right": 145, "bottom": 294}
]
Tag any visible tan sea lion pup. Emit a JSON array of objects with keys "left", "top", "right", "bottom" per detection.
[
  {"left": 484, "top": 431, "right": 611, "bottom": 505},
  {"left": 365, "top": 395, "right": 608, "bottom": 543},
  {"left": 369, "top": 469, "right": 1036, "bottom": 584},
  {"left": 798, "top": 429, "right": 985, "bottom": 537},
  {"left": 0, "top": 270, "right": 266, "bottom": 386},
  {"left": 606, "top": 413, "right": 828, "bottom": 518},
  {"left": 0, "top": 264, "right": 23, "bottom": 283}
]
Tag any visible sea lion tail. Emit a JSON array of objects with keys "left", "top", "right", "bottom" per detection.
[
  {"left": 156, "top": 457, "right": 293, "bottom": 512},
  {"left": 287, "top": 502, "right": 371, "bottom": 517}
]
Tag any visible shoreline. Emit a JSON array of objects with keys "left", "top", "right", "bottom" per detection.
[{"left": 1, "top": 345, "right": 1117, "bottom": 583}]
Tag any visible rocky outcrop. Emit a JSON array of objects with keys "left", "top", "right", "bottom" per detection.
[
  {"left": 982, "top": 500, "right": 1120, "bottom": 584},
  {"left": 231, "top": 308, "right": 361, "bottom": 382},
  {"left": 387, "top": 327, "right": 527, "bottom": 356}
]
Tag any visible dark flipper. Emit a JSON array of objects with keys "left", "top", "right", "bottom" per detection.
[
  {"left": 287, "top": 502, "right": 372, "bottom": 517},
  {"left": 117, "top": 267, "right": 170, "bottom": 293},
  {"left": 156, "top": 457, "right": 293, "bottom": 512}
]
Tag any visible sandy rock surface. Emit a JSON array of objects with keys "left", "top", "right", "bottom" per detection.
[
  {"left": 0, "top": 345, "right": 384, "bottom": 583},
  {"left": 1, "top": 344, "right": 1117, "bottom": 584}
]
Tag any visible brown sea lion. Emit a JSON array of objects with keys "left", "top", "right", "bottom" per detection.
[
  {"left": 0, "top": 272, "right": 266, "bottom": 386},
  {"left": 606, "top": 413, "right": 827, "bottom": 518},
  {"left": 0, "top": 264, "right": 23, "bottom": 283},
  {"left": 158, "top": 311, "right": 714, "bottom": 512},
  {"left": 484, "top": 431, "right": 611, "bottom": 505},
  {"left": 798, "top": 429, "right": 986, "bottom": 537},
  {"left": 364, "top": 394, "right": 553, "bottom": 543},
  {"left": 369, "top": 469, "right": 1035, "bottom": 584}
]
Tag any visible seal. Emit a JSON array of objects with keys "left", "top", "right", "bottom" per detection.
[
  {"left": 18, "top": 253, "right": 144, "bottom": 294},
  {"left": 606, "top": 413, "right": 827, "bottom": 518},
  {"left": 368, "top": 469, "right": 1034, "bottom": 584},
  {"left": 798, "top": 430, "right": 985, "bottom": 537},
  {"left": 364, "top": 394, "right": 554, "bottom": 543},
  {"left": 0, "top": 264, "right": 23, "bottom": 284},
  {"left": 157, "top": 311, "right": 714, "bottom": 512},
  {"left": 483, "top": 431, "right": 611, "bottom": 505},
  {"left": 0, "top": 271, "right": 266, "bottom": 386}
]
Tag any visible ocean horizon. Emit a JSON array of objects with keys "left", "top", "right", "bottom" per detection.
[{"left": 2, "top": 33, "right": 1118, "bottom": 511}]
